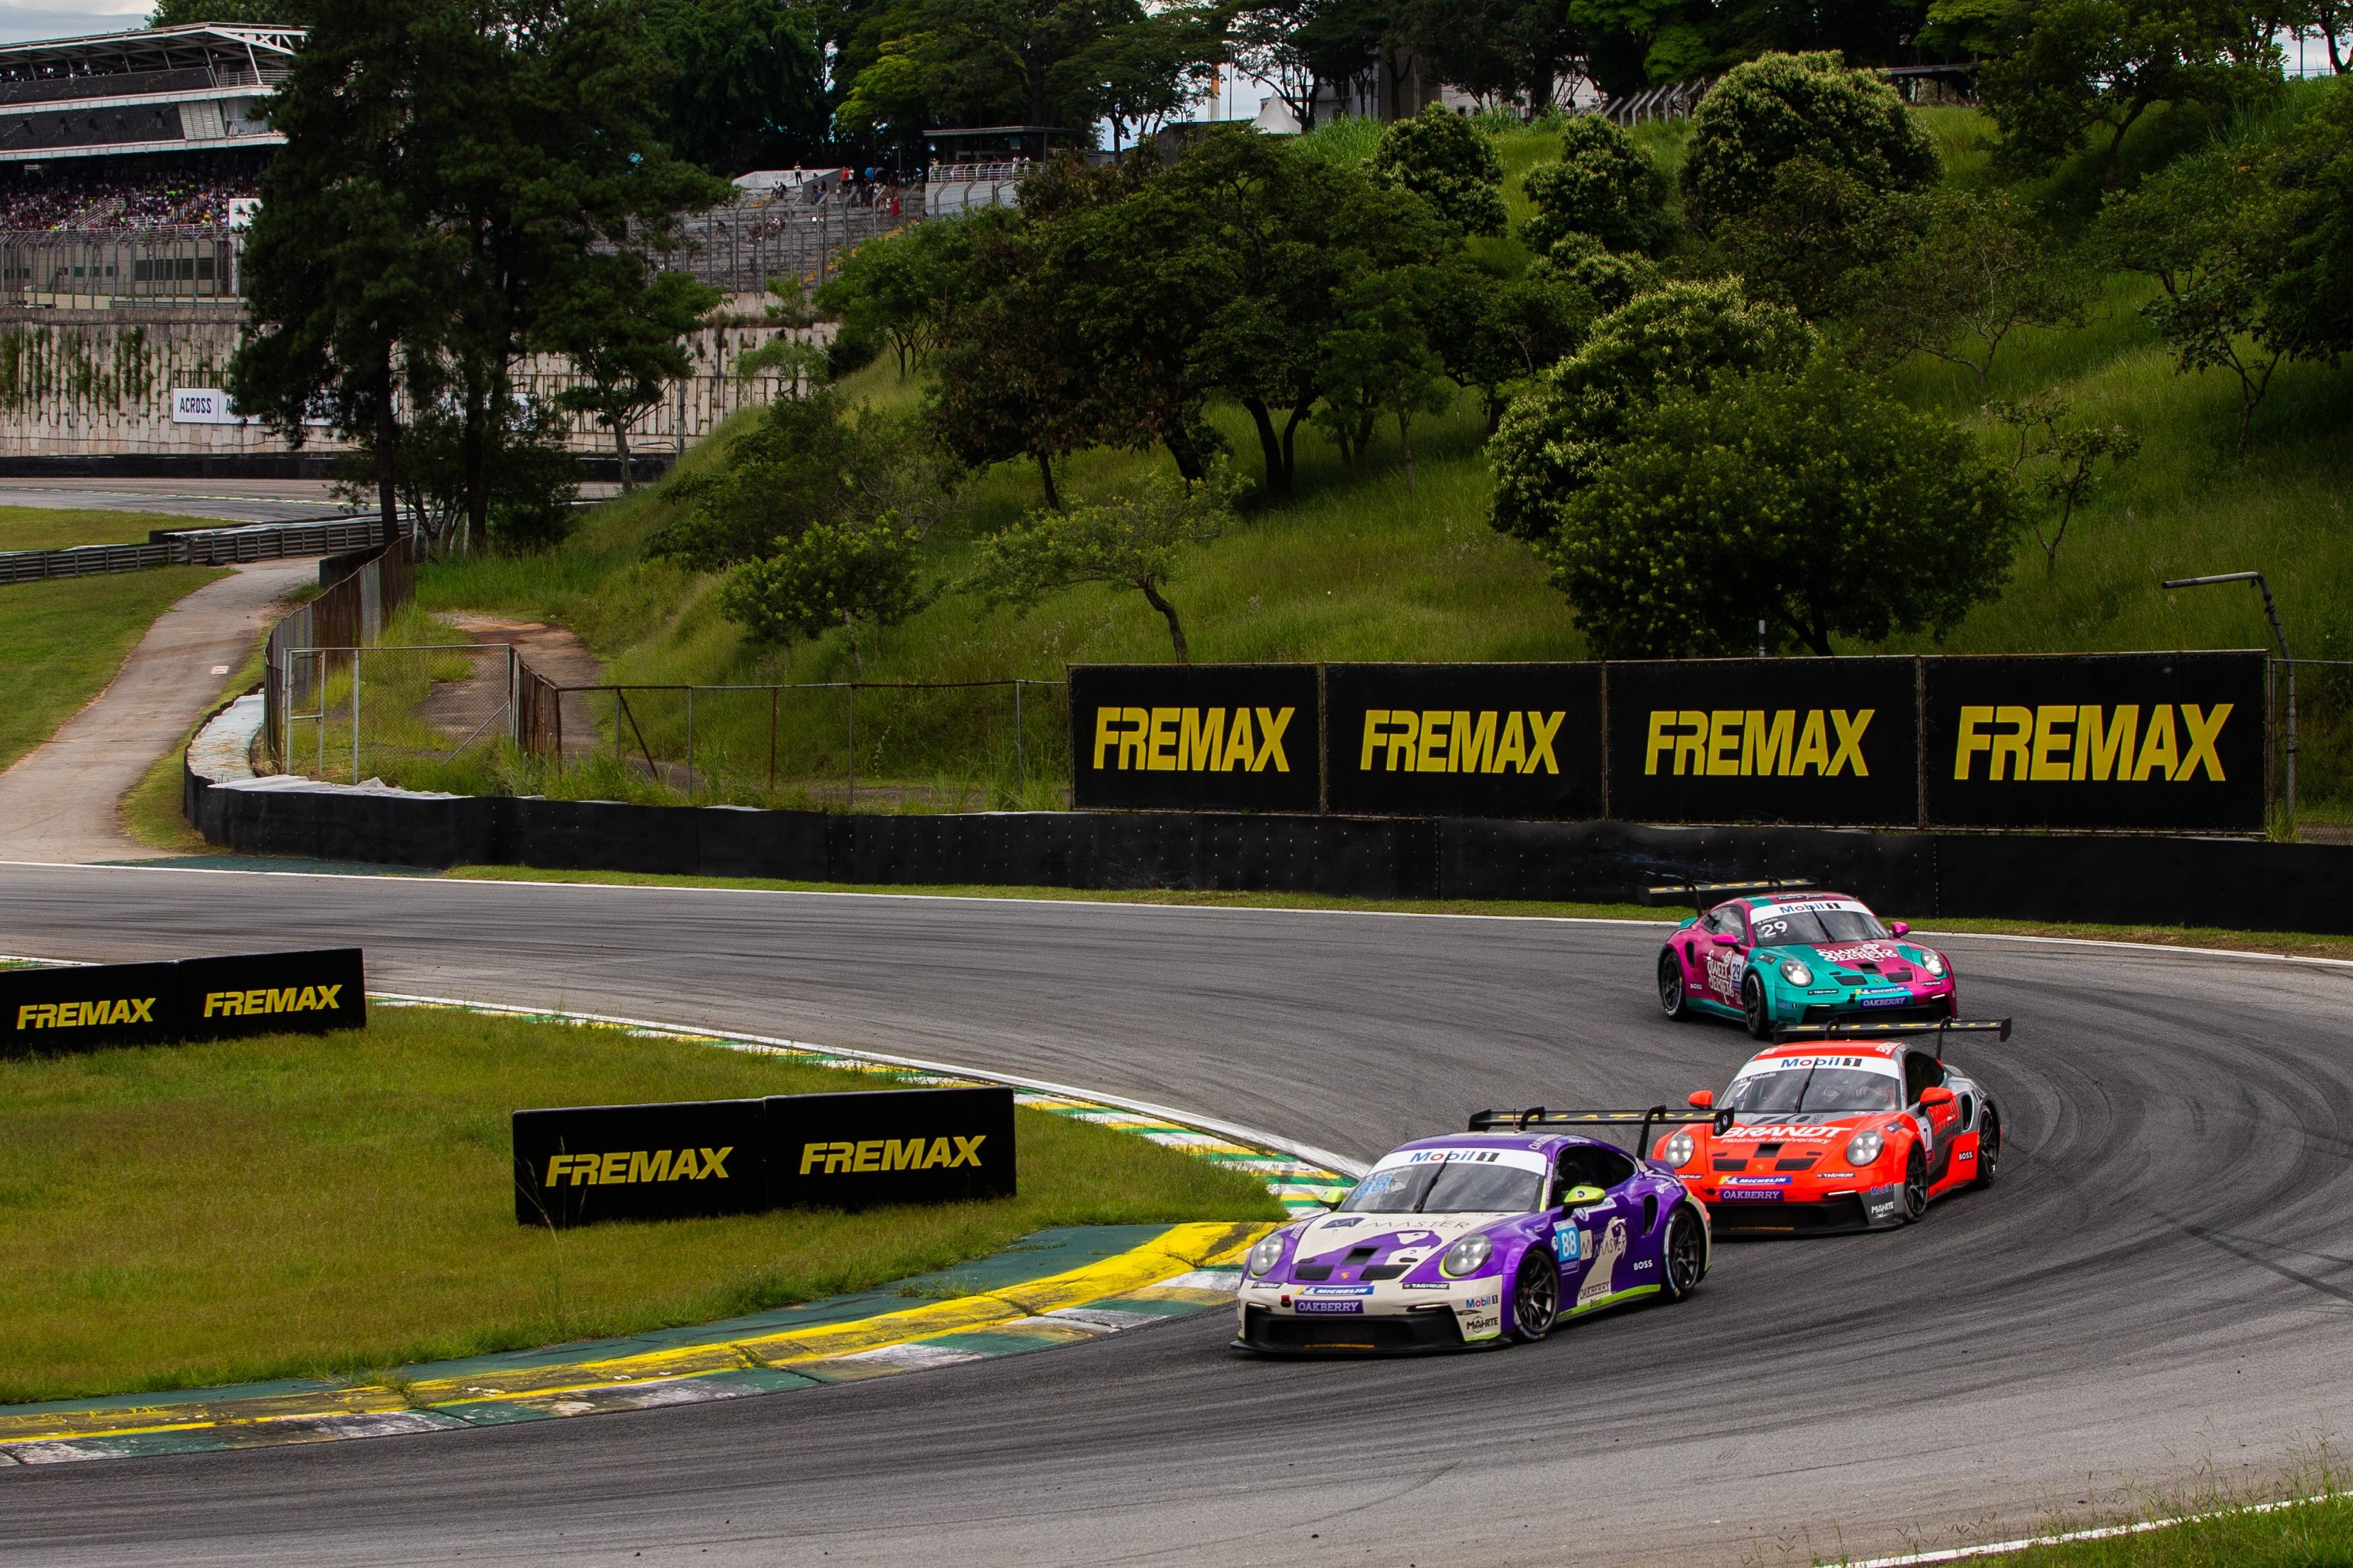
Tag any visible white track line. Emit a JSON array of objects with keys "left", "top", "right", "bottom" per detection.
[{"left": 1841, "top": 1491, "right": 2335, "bottom": 1566}]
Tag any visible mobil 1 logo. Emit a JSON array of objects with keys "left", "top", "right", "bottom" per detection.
[
  {"left": 1069, "top": 664, "right": 1320, "bottom": 812},
  {"left": 770, "top": 1086, "right": 1016, "bottom": 1210},
  {"left": 1325, "top": 662, "right": 1602, "bottom": 819},
  {"left": 1607, "top": 658, "right": 1921, "bottom": 826},
  {"left": 1924, "top": 650, "right": 2266, "bottom": 831}
]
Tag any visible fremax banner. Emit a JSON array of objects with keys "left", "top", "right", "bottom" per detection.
[
  {"left": 1067, "top": 653, "right": 2268, "bottom": 833},
  {"left": 1, "top": 948, "right": 366, "bottom": 1058},
  {"left": 513, "top": 1085, "right": 1016, "bottom": 1229}
]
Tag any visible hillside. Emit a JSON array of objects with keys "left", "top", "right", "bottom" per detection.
[{"left": 408, "top": 101, "right": 2352, "bottom": 818}]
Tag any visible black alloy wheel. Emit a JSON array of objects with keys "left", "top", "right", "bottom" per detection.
[
  {"left": 1660, "top": 1207, "right": 1707, "bottom": 1301},
  {"left": 1972, "top": 1108, "right": 2002, "bottom": 1188},
  {"left": 1740, "top": 971, "right": 1773, "bottom": 1040},
  {"left": 1511, "top": 1254, "right": 1560, "bottom": 1343},
  {"left": 1902, "top": 1141, "right": 1931, "bottom": 1221},
  {"left": 1658, "top": 952, "right": 1691, "bottom": 1020}
]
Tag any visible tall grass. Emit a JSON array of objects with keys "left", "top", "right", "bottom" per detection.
[{"left": 0, "top": 565, "right": 230, "bottom": 774}]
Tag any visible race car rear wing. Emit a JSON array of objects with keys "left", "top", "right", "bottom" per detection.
[
  {"left": 1641, "top": 877, "right": 1816, "bottom": 913},
  {"left": 1467, "top": 1104, "right": 1738, "bottom": 1152},
  {"left": 1771, "top": 1017, "right": 2014, "bottom": 1058}
]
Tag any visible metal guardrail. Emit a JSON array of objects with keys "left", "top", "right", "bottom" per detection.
[{"left": 0, "top": 514, "right": 384, "bottom": 584}]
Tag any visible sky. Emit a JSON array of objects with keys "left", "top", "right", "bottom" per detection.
[{"left": 0, "top": 2, "right": 146, "bottom": 45}]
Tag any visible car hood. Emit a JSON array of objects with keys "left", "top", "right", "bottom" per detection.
[
  {"left": 1760, "top": 939, "right": 1935, "bottom": 972},
  {"left": 1714, "top": 1112, "right": 1897, "bottom": 1144},
  {"left": 1287, "top": 1210, "right": 1515, "bottom": 1268}
]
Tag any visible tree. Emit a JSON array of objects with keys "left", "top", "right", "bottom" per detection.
[
  {"left": 1679, "top": 52, "right": 1939, "bottom": 234},
  {"left": 1714, "top": 154, "right": 1918, "bottom": 320},
  {"left": 2102, "top": 147, "right": 2304, "bottom": 452},
  {"left": 1520, "top": 114, "right": 1671, "bottom": 256},
  {"left": 1990, "top": 393, "right": 2140, "bottom": 577},
  {"left": 1315, "top": 266, "right": 1453, "bottom": 490},
  {"left": 812, "top": 218, "right": 971, "bottom": 378},
  {"left": 150, "top": 0, "right": 293, "bottom": 19},
  {"left": 2259, "top": 74, "right": 2353, "bottom": 364},
  {"left": 651, "top": 387, "right": 955, "bottom": 569},
  {"left": 1395, "top": 0, "right": 1588, "bottom": 115},
  {"left": 721, "top": 519, "right": 928, "bottom": 672},
  {"left": 1847, "top": 191, "right": 2095, "bottom": 385},
  {"left": 965, "top": 466, "right": 1233, "bottom": 660},
  {"left": 1049, "top": 5, "right": 1227, "bottom": 152},
  {"left": 1370, "top": 104, "right": 1509, "bottom": 237},
  {"left": 1425, "top": 245, "right": 1604, "bottom": 432},
  {"left": 832, "top": 0, "right": 1141, "bottom": 142},
  {"left": 1488, "top": 278, "right": 1812, "bottom": 544},
  {"left": 647, "top": 0, "right": 829, "bottom": 174},
  {"left": 1978, "top": 0, "right": 2271, "bottom": 188},
  {"left": 539, "top": 259, "right": 721, "bottom": 490},
  {"left": 1547, "top": 357, "right": 2023, "bottom": 656}
]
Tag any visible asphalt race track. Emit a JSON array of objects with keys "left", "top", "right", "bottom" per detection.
[{"left": 1, "top": 863, "right": 2349, "bottom": 1567}]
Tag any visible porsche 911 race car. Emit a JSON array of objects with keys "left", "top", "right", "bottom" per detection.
[
  {"left": 1650, "top": 1020, "right": 2009, "bottom": 1237},
  {"left": 1235, "top": 1110, "right": 1719, "bottom": 1355},
  {"left": 1655, "top": 883, "right": 1958, "bottom": 1039}
]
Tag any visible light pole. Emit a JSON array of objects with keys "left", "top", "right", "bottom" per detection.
[{"left": 2162, "top": 570, "right": 2294, "bottom": 833}]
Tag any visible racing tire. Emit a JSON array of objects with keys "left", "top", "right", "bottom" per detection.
[
  {"left": 1901, "top": 1142, "right": 1931, "bottom": 1222},
  {"left": 1510, "top": 1254, "right": 1560, "bottom": 1343},
  {"left": 1739, "top": 972, "right": 1773, "bottom": 1041},
  {"left": 1972, "top": 1108, "right": 2002, "bottom": 1189},
  {"left": 1658, "top": 952, "right": 1692, "bottom": 1020},
  {"left": 1659, "top": 1207, "right": 1707, "bottom": 1302}
]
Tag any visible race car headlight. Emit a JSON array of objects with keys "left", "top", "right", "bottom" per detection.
[
  {"left": 1921, "top": 951, "right": 1947, "bottom": 978},
  {"left": 1845, "top": 1131, "right": 1885, "bottom": 1167},
  {"left": 1663, "top": 1131, "right": 1695, "bottom": 1168},
  {"left": 1439, "top": 1235, "right": 1493, "bottom": 1278},
  {"left": 1780, "top": 959, "right": 1814, "bottom": 986},
  {"left": 1247, "top": 1234, "right": 1288, "bottom": 1277}
]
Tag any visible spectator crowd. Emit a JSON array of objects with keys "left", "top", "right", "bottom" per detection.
[{"left": 0, "top": 164, "right": 257, "bottom": 231}]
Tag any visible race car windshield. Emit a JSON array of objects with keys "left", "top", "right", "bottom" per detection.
[
  {"left": 1749, "top": 908, "right": 1888, "bottom": 944},
  {"left": 1727, "top": 1066, "right": 1901, "bottom": 1115},
  {"left": 1340, "top": 1161, "right": 1545, "bottom": 1214}
]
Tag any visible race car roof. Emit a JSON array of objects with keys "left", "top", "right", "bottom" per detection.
[
  {"left": 1373, "top": 1142, "right": 1552, "bottom": 1174},
  {"left": 1742, "top": 893, "right": 1870, "bottom": 915},
  {"left": 1739, "top": 1045, "right": 1903, "bottom": 1073}
]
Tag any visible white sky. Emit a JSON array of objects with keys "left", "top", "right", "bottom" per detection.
[{"left": 0, "top": 2, "right": 145, "bottom": 45}]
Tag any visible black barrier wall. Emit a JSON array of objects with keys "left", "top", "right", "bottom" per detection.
[
  {"left": 1325, "top": 662, "right": 1603, "bottom": 818},
  {"left": 1923, "top": 652, "right": 2266, "bottom": 833},
  {"left": 512, "top": 1086, "right": 1016, "bottom": 1229},
  {"left": 1, "top": 948, "right": 365, "bottom": 1057},
  {"left": 1069, "top": 664, "right": 1321, "bottom": 812}
]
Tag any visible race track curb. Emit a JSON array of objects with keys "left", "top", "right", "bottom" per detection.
[{"left": 0, "top": 988, "right": 1349, "bottom": 1465}]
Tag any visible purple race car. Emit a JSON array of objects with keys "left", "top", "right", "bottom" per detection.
[{"left": 1235, "top": 1109, "right": 1719, "bottom": 1355}]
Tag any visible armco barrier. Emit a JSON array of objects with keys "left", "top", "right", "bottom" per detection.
[{"left": 182, "top": 752, "right": 2353, "bottom": 932}]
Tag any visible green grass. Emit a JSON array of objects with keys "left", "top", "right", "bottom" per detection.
[
  {"left": 0, "top": 566, "right": 231, "bottom": 775},
  {"left": 0, "top": 1003, "right": 1280, "bottom": 1405},
  {"left": 120, "top": 628, "right": 271, "bottom": 853},
  {"left": 0, "top": 507, "right": 224, "bottom": 553},
  {"left": 1901, "top": 1491, "right": 2353, "bottom": 1567}
]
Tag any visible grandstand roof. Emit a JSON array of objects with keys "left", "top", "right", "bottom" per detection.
[{"left": 0, "top": 25, "right": 301, "bottom": 164}]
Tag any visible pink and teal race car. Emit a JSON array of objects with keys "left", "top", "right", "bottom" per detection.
[
  {"left": 1235, "top": 1110, "right": 1717, "bottom": 1355},
  {"left": 1655, "top": 883, "right": 1958, "bottom": 1040}
]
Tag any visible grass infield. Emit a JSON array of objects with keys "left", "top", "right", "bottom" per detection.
[
  {"left": 437, "top": 866, "right": 2353, "bottom": 964},
  {"left": 0, "top": 507, "right": 222, "bottom": 553},
  {"left": 0, "top": 1005, "right": 1281, "bottom": 1406},
  {"left": 0, "top": 565, "right": 230, "bottom": 776},
  {"left": 1926, "top": 1491, "right": 2353, "bottom": 1566}
]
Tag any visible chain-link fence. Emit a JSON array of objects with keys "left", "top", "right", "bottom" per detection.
[
  {"left": 274, "top": 643, "right": 522, "bottom": 785},
  {"left": 2280, "top": 659, "right": 2353, "bottom": 834}
]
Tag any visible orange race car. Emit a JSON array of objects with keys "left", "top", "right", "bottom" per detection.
[{"left": 1651, "top": 1020, "right": 2011, "bottom": 1236}]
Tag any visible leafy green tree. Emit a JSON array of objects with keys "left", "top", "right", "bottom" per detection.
[
  {"left": 539, "top": 259, "right": 721, "bottom": 490},
  {"left": 1521, "top": 114, "right": 1672, "bottom": 256},
  {"left": 1315, "top": 266, "right": 1454, "bottom": 490},
  {"left": 1395, "top": 0, "right": 1585, "bottom": 115},
  {"left": 1549, "top": 357, "right": 2023, "bottom": 656},
  {"left": 2259, "top": 75, "right": 2353, "bottom": 364},
  {"left": 1488, "top": 278, "right": 1812, "bottom": 544},
  {"left": 965, "top": 466, "right": 1233, "bottom": 661},
  {"left": 1846, "top": 191, "right": 2095, "bottom": 385},
  {"left": 813, "top": 218, "right": 971, "bottom": 378},
  {"left": 1534, "top": 232, "right": 1662, "bottom": 310},
  {"left": 1049, "top": 4, "right": 1228, "bottom": 152},
  {"left": 646, "top": 0, "right": 829, "bottom": 174},
  {"left": 1713, "top": 154, "right": 1918, "bottom": 320},
  {"left": 1978, "top": 0, "right": 2271, "bottom": 188},
  {"left": 1425, "top": 246, "right": 1604, "bottom": 432},
  {"left": 832, "top": 0, "right": 1142, "bottom": 142},
  {"left": 1679, "top": 52, "right": 1938, "bottom": 234},
  {"left": 1990, "top": 393, "right": 2140, "bottom": 577},
  {"left": 721, "top": 519, "right": 928, "bottom": 672},
  {"left": 1370, "top": 104, "right": 1510, "bottom": 237},
  {"left": 651, "top": 388, "right": 955, "bottom": 568},
  {"left": 2102, "top": 146, "right": 2304, "bottom": 452}
]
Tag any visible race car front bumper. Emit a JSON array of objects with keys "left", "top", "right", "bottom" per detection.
[
  {"left": 1705, "top": 1183, "right": 1906, "bottom": 1236},
  {"left": 1234, "top": 1280, "right": 1506, "bottom": 1354}
]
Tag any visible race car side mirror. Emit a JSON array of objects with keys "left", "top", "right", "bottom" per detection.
[
  {"left": 1712, "top": 933, "right": 1740, "bottom": 947},
  {"left": 1559, "top": 1185, "right": 1606, "bottom": 1209},
  {"left": 1890, "top": 921, "right": 1911, "bottom": 936},
  {"left": 1687, "top": 1090, "right": 1714, "bottom": 1109},
  {"left": 1919, "top": 1085, "right": 1955, "bottom": 1108}
]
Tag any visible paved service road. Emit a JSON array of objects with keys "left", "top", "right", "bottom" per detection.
[{"left": 0, "top": 867, "right": 2348, "bottom": 1567}]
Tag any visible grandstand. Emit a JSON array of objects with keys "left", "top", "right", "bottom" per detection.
[{"left": 0, "top": 24, "right": 291, "bottom": 307}]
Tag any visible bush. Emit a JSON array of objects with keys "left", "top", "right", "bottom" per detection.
[
  {"left": 1521, "top": 115, "right": 1672, "bottom": 256},
  {"left": 1370, "top": 104, "right": 1508, "bottom": 237},
  {"left": 1680, "top": 52, "right": 1938, "bottom": 234}
]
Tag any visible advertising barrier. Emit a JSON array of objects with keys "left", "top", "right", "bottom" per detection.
[
  {"left": 1, "top": 947, "right": 366, "bottom": 1058},
  {"left": 1068, "top": 655, "right": 2271, "bottom": 833},
  {"left": 1068, "top": 664, "right": 1320, "bottom": 813},
  {"left": 1324, "top": 662, "right": 1603, "bottom": 819},
  {"left": 512, "top": 1085, "right": 1016, "bottom": 1229},
  {"left": 1923, "top": 652, "right": 2267, "bottom": 833}
]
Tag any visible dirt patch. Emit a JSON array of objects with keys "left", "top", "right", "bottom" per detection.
[{"left": 425, "top": 614, "right": 607, "bottom": 758}]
